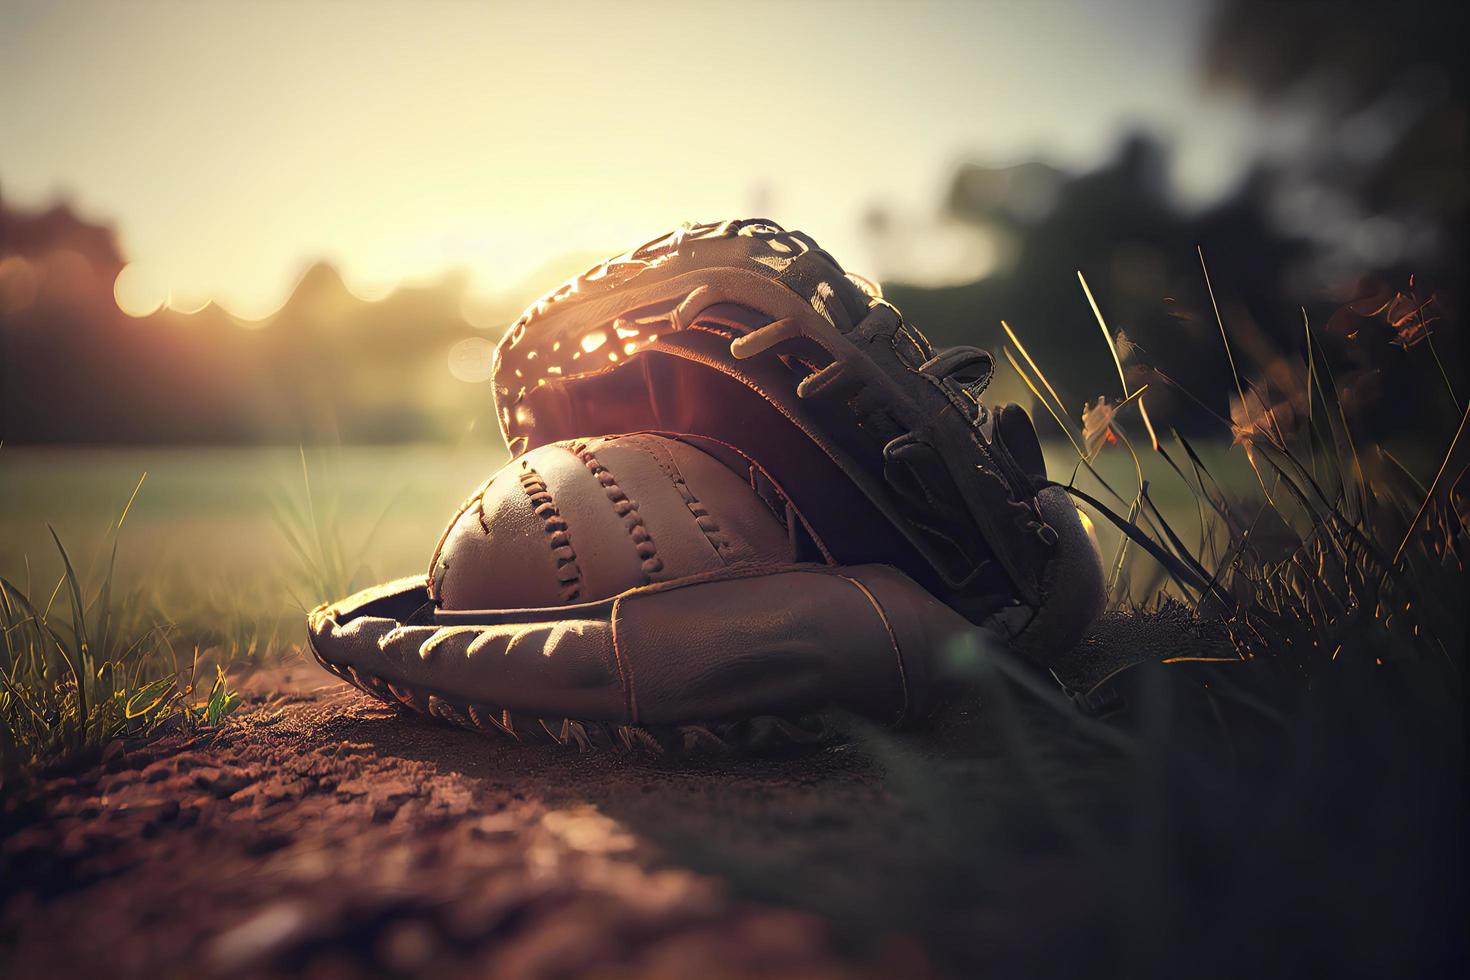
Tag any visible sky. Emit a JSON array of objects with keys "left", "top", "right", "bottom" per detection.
[{"left": 1, "top": 0, "right": 1278, "bottom": 320}]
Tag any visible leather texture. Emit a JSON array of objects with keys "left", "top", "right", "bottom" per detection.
[
  {"left": 309, "top": 434, "right": 979, "bottom": 730},
  {"left": 488, "top": 218, "right": 1105, "bottom": 637},
  {"left": 309, "top": 563, "right": 975, "bottom": 728},
  {"left": 428, "top": 434, "right": 796, "bottom": 611}
]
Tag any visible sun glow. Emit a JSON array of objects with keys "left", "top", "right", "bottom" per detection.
[{"left": 0, "top": 1, "right": 1244, "bottom": 331}]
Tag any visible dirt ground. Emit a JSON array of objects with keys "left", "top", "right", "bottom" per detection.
[
  {"left": 0, "top": 653, "right": 1125, "bottom": 980},
  {"left": 9, "top": 610, "right": 1455, "bottom": 980}
]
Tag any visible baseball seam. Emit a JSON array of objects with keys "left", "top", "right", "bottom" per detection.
[
  {"left": 671, "top": 479, "right": 727, "bottom": 558},
  {"left": 424, "top": 477, "right": 494, "bottom": 602},
  {"left": 518, "top": 466, "right": 584, "bottom": 603},
  {"left": 628, "top": 435, "right": 730, "bottom": 562},
  {"left": 573, "top": 442, "right": 664, "bottom": 581}
]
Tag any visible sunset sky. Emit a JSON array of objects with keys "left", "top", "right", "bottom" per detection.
[{"left": 2, "top": 0, "right": 1292, "bottom": 320}]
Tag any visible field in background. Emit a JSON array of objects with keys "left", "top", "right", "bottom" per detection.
[{"left": 0, "top": 443, "right": 509, "bottom": 652}]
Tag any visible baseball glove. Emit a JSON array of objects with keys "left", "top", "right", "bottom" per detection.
[
  {"left": 491, "top": 219, "right": 1104, "bottom": 652},
  {"left": 309, "top": 433, "right": 972, "bottom": 748},
  {"left": 308, "top": 219, "right": 1105, "bottom": 745}
]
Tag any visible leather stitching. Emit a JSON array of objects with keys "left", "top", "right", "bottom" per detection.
[
  {"left": 424, "top": 478, "right": 493, "bottom": 602},
  {"left": 654, "top": 428, "right": 837, "bottom": 566},
  {"left": 572, "top": 441, "right": 664, "bottom": 581},
  {"left": 609, "top": 596, "right": 639, "bottom": 724},
  {"left": 518, "top": 466, "right": 584, "bottom": 603},
  {"left": 633, "top": 435, "right": 730, "bottom": 562},
  {"left": 686, "top": 321, "right": 739, "bottom": 341}
]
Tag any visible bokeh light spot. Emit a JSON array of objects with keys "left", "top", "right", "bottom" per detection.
[
  {"left": 448, "top": 337, "right": 496, "bottom": 383},
  {"left": 113, "top": 263, "right": 168, "bottom": 318},
  {"left": 166, "top": 291, "right": 213, "bottom": 315}
]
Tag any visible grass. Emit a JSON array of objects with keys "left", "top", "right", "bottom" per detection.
[
  {"left": 0, "top": 443, "right": 504, "bottom": 779},
  {"left": 269, "top": 447, "right": 405, "bottom": 609},
  {"left": 0, "top": 480, "right": 242, "bottom": 781},
  {"left": 842, "top": 625, "right": 1462, "bottom": 977},
  {"left": 1005, "top": 262, "right": 1467, "bottom": 665}
]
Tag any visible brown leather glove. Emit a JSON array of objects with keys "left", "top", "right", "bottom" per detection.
[
  {"left": 491, "top": 219, "right": 1105, "bottom": 655},
  {"left": 309, "top": 434, "right": 976, "bottom": 747},
  {"left": 309, "top": 219, "right": 1105, "bottom": 745}
]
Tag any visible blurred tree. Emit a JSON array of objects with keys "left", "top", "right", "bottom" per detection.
[
  {"left": 0, "top": 193, "right": 507, "bottom": 446},
  {"left": 877, "top": 0, "right": 1463, "bottom": 439},
  {"left": 1203, "top": 0, "right": 1459, "bottom": 111},
  {"left": 882, "top": 132, "right": 1307, "bottom": 436}
]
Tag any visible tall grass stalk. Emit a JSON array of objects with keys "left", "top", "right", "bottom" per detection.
[{"left": 269, "top": 445, "right": 398, "bottom": 610}]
